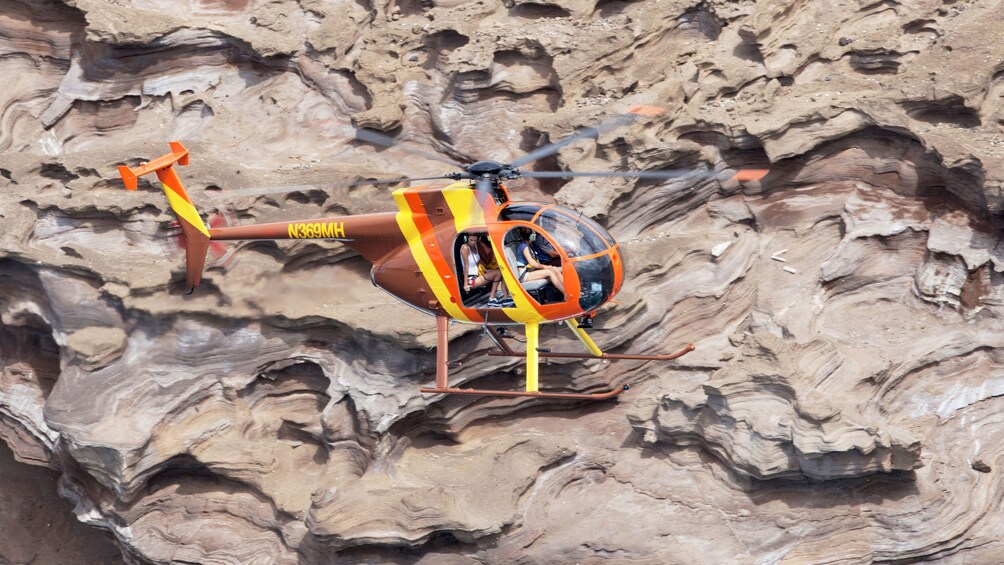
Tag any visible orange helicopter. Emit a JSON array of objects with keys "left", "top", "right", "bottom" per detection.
[{"left": 118, "top": 106, "right": 767, "bottom": 400}]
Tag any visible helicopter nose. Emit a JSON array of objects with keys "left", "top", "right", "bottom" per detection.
[{"left": 610, "top": 247, "right": 624, "bottom": 297}]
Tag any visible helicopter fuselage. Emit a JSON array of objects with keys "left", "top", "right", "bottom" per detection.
[
  {"left": 210, "top": 181, "right": 623, "bottom": 325},
  {"left": 120, "top": 135, "right": 701, "bottom": 399}
]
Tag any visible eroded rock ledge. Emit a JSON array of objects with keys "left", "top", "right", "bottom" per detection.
[{"left": 629, "top": 331, "right": 922, "bottom": 481}]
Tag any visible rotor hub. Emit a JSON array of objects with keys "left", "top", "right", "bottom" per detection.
[{"left": 465, "top": 160, "right": 509, "bottom": 177}]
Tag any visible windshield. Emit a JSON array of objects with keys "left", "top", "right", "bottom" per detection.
[
  {"left": 573, "top": 254, "right": 615, "bottom": 311},
  {"left": 533, "top": 208, "right": 609, "bottom": 258}
]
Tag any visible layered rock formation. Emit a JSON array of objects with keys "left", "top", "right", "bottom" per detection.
[
  {"left": 4, "top": 0, "right": 1004, "bottom": 562},
  {"left": 628, "top": 332, "right": 923, "bottom": 481}
]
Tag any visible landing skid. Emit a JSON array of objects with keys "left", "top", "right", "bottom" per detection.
[
  {"left": 420, "top": 316, "right": 694, "bottom": 401},
  {"left": 487, "top": 344, "right": 696, "bottom": 361},
  {"left": 420, "top": 384, "right": 630, "bottom": 400}
]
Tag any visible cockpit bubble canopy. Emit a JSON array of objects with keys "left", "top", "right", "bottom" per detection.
[{"left": 498, "top": 203, "right": 618, "bottom": 312}]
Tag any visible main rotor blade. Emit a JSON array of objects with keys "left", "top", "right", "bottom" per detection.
[
  {"left": 218, "top": 176, "right": 452, "bottom": 198},
  {"left": 354, "top": 128, "right": 463, "bottom": 168},
  {"left": 509, "top": 105, "right": 667, "bottom": 169},
  {"left": 520, "top": 168, "right": 769, "bottom": 182}
]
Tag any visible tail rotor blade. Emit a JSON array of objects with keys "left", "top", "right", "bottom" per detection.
[
  {"left": 159, "top": 208, "right": 241, "bottom": 272},
  {"left": 205, "top": 207, "right": 240, "bottom": 272},
  {"left": 509, "top": 105, "right": 667, "bottom": 168}
]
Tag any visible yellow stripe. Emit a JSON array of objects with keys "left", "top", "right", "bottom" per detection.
[
  {"left": 442, "top": 185, "right": 484, "bottom": 232},
  {"left": 566, "top": 318, "right": 603, "bottom": 356},
  {"left": 495, "top": 251, "right": 546, "bottom": 323},
  {"left": 525, "top": 321, "right": 539, "bottom": 392},
  {"left": 162, "top": 183, "right": 210, "bottom": 237},
  {"left": 393, "top": 190, "right": 469, "bottom": 322}
]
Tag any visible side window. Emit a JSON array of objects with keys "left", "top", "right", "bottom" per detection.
[
  {"left": 502, "top": 227, "right": 563, "bottom": 305},
  {"left": 453, "top": 232, "right": 502, "bottom": 307}
]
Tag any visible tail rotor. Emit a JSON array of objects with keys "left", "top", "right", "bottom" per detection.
[{"left": 157, "top": 207, "right": 239, "bottom": 274}]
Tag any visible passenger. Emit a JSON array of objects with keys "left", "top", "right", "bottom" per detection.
[
  {"left": 460, "top": 232, "right": 502, "bottom": 302},
  {"left": 515, "top": 228, "right": 564, "bottom": 295},
  {"left": 477, "top": 235, "right": 512, "bottom": 307}
]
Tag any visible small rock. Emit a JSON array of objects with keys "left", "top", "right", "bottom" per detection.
[
  {"left": 972, "top": 459, "right": 992, "bottom": 473},
  {"left": 66, "top": 327, "right": 128, "bottom": 371},
  {"left": 839, "top": 37, "right": 853, "bottom": 46},
  {"left": 711, "top": 241, "right": 733, "bottom": 258}
]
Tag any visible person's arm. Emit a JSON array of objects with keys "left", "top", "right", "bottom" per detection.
[
  {"left": 538, "top": 239, "right": 560, "bottom": 263},
  {"left": 461, "top": 247, "right": 472, "bottom": 291},
  {"left": 521, "top": 245, "right": 547, "bottom": 270},
  {"left": 478, "top": 241, "right": 497, "bottom": 269}
]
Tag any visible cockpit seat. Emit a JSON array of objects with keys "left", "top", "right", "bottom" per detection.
[{"left": 503, "top": 245, "right": 549, "bottom": 292}]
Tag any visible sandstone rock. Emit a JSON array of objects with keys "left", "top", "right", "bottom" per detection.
[
  {"left": 308, "top": 433, "right": 574, "bottom": 548},
  {"left": 66, "top": 327, "right": 127, "bottom": 371},
  {"left": 6, "top": 0, "right": 1004, "bottom": 562},
  {"left": 628, "top": 332, "right": 922, "bottom": 481}
]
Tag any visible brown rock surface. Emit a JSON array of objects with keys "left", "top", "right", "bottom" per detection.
[
  {"left": 0, "top": 439, "right": 124, "bottom": 565},
  {"left": 4, "top": 0, "right": 1004, "bottom": 562}
]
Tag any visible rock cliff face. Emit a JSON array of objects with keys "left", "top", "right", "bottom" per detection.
[{"left": 4, "top": 0, "right": 1004, "bottom": 562}]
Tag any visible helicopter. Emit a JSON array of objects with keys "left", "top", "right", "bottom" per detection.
[{"left": 118, "top": 106, "right": 767, "bottom": 400}]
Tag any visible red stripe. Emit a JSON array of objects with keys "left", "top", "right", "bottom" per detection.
[
  {"left": 156, "top": 167, "right": 193, "bottom": 204},
  {"left": 404, "top": 191, "right": 482, "bottom": 323}
]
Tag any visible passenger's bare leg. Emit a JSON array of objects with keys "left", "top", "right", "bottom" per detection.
[{"left": 549, "top": 271, "right": 565, "bottom": 294}]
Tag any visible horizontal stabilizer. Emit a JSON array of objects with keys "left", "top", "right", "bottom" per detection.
[
  {"left": 118, "top": 165, "right": 138, "bottom": 191},
  {"left": 169, "top": 141, "right": 189, "bottom": 166},
  {"left": 420, "top": 384, "right": 630, "bottom": 400},
  {"left": 117, "top": 142, "right": 190, "bottom": 190}
]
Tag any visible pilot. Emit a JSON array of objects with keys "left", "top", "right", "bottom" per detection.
[
  {"left": 515, "top": 228, "right": 564, "bottom": 296},
  {"left": 532, "top": 216, "right": 562, "bottom": 265}
]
